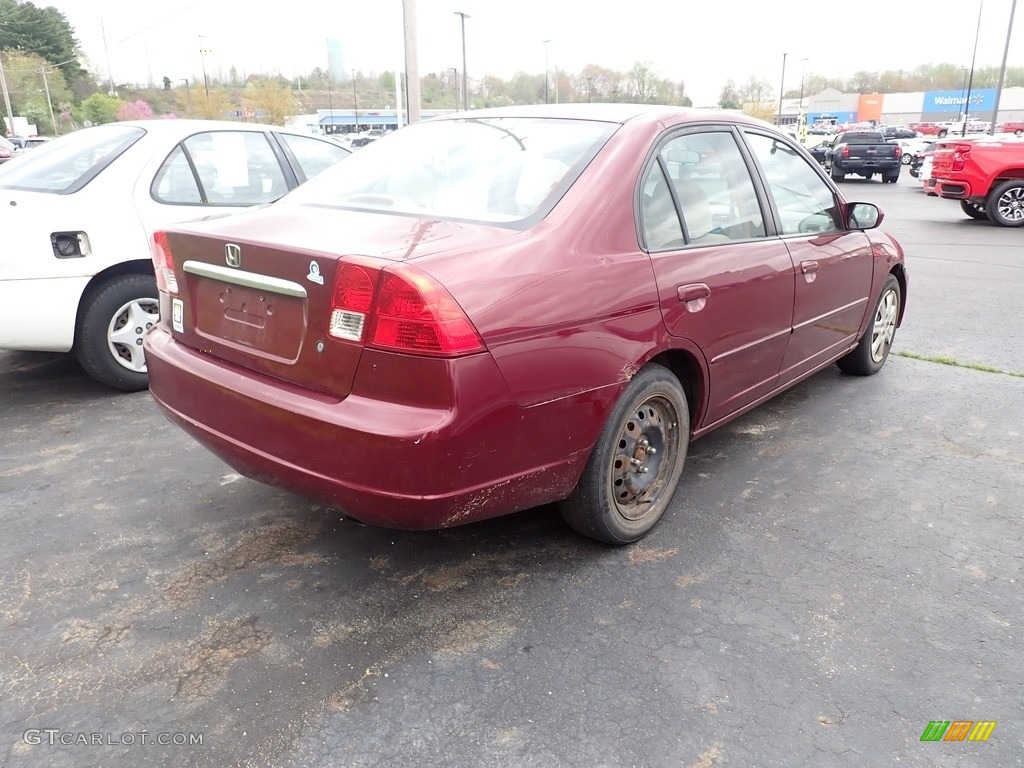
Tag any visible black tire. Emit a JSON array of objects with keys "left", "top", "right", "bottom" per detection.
[
  {"left": 561, "top": 364, "right": 689, "bottom": 545},
  {"left": 863, "top": 173, "right": 874, "bottom": 181},
  {"left": 985, "top": 180, "right": 1024, "bottom": 227},
  {"left": 901, "top": 153, "right": 912, "bottom": 165},
  {"left": 75, "top": 274, "right": 159, "bottom": 391},
  {"left": 830, "top": 167, "right": 845, "bottom": 182},
  {"left": 883, "top": 169, "right": 900, "bottom": 184},
  {"left": 1015, "top": 129, "right": 1023, "bottom": 136},
  {"left": 837, "top": 274, "right": 901, "bottom": 376},
  {"left": 938, "top": 130, "right": 948, "bottom": 138},
  {"left": 960, "top": 199, "right": 990, "bottom": 221}
]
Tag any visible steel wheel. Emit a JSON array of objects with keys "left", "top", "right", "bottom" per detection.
[
  {"left": 870, "top": 285, "right": 899, "bottom": 364},
  {"left": 107, "top": 297, "right": 160, "bottom": 372},
  {"left": 561, "top": 364, "right": 689, "bottom": 544},
  {"left": 609, "top": 395, "right": 680, "bottom": 520}
]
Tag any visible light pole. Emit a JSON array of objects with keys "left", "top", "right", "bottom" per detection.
[
  {"left": 962, "top": 0, "right": 984, "bottom": 136},
  {"left": 990, "top": 0, "right": 1018, "bottom": 133},
  {"left": 352, "top": 70, "right": 359, "bottom": 132},
  {"left": 960, "top": 68, "right": 969, "bottom": 122},
  {"left": 777, "top": 52, "right": 787, "bottom": 127},
  {"left": 198, "top": 35, "right": 210, "bottom": 98},
  {"left": 543, "top": 39, "right": 551, "bottom": 104},
  {"left": 449, "top": 67, "right": 459, "bottom": 110},
  {"left": 798, "top": 58, "right": 809, "bottom": 133},
  {"left": 454, "top": 11, "right": 469, "bottom": 111},
  {"left": 587, "top": 76, "right": 594, "bottom": 103}
]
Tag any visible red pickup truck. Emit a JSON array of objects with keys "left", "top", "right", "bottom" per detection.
[{"left": 930, "top": 138, "right": 1024, "bottom": 226}]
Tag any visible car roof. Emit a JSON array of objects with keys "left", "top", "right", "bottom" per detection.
[
  {"left": 108, "top": 118, "right": 309, "bottom": 136},
  {"left": 425, "top": 102, "right": 777, "bottom": 132}
]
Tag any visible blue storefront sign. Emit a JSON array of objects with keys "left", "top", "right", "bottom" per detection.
[
  {"left": 805, "top": 111, "right": 857, "bottom": 125},
  {"left": 922, "top": 89, "right": 996, "bottom": 114}
]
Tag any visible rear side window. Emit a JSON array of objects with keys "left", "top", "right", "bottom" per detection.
[
  {"left": 641, "top": 130, "right": 766, "bottom": 249},
  {"left": 0, "top": 125, "right": 145, "bottom": 193},
  {"left": 278, "top": 133, "right": 351, "bottom": 181}
]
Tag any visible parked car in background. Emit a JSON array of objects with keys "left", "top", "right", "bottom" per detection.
[
  {"left": 0, "top": 119, "right": 351, "bottom": 390},
  {"left": 881, "top": 126, "right": 921, "bottom": 140},
  {"left": 894, "top": 137, "right": 935, "bottom": 165},
  {"left": 0, "top": 136, "right": 15, "bottom": 164},
  {"left": 827, "top": 131, "right": 902, "bottom": 182},
  {"left": 144, "top": 104, "right": 907, "bottom": 545},
  {"left": 807, "top": 139, "right": 831, "bottom": 165},
  {"left": 995, "top": 120, "right": 1024, "bottom": 136},
  {"left": 909, "top": 141, "right": 938, "bottom": 178},
  {"left": 910, "top": 122, "right": 951, "bottom": 138},
  {"left": 931, "top": 136, "right": 1024, "bottom": 226},
  {"left": 8, "top": 135, "right": 51, "bottom": 151}
]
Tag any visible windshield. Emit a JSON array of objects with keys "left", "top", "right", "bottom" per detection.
[
  {"left": 281, "top": 116, "right": 616, "bottom": 225},
  {"left": 0, "top": 124, "right": 145, "bottom": 193}
]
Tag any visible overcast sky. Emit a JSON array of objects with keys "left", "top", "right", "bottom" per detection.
[{"left": 47, "top": 0, "right": 1023, "bottom": 106}]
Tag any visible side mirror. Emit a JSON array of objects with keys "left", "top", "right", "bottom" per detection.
[{"left": 847, "top": 202, "right": 883, "bottom": 230}]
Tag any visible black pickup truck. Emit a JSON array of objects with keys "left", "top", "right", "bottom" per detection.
[{"left": 825, "top": 131, "right": 902, "bottom": 183}]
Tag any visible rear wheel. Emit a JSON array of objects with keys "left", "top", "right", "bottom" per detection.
[
  {"left": 960, "top": 199, "right": 990, "bottom": 221},
  {"left": 830, "top": 167, "right": 845, "bottom": 182},
  {"left": 883, "top": 169, "right": 900, "bottom": 184},
  {"left": 1015, "top": 129, "right": 1023, "bottom": 136},
  {"left": 75, "top": 274, "right": 159, "bottom": 391},
  {"left": 561, "top": 364, "right": 689, "bottom": 545},
  {"left": 938, "top": 130, "right": 948, "bottom": 138},
  {"left": 901, "top": 153, "right": 912, "bottom": 165},
  {"left": 985, "top": 180, "right": 1024, "bottom": 227},
  {"left": 837, "top": 274, "right": 900, "bottom": 376}
]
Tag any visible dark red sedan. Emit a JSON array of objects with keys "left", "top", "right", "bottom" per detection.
[{"left": 144, "top": 104, "right": 907, "bottom": 544}]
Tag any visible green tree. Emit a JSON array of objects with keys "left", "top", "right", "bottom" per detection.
[
  {"left": 243, "top": 78, "right": 296, "bottom": 125},
  {"left": 719, "top": 80, "right": 742, "bottom": 109},
  {"left": 79, "top": 92, "right": 122, "bottom": 125},
  {"left": 0, "top": 0, "right": 88, "bottom": 87}
]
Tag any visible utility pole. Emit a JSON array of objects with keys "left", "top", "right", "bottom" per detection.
[
  {"left": 990, "top": 0, "right": 1017, "bottom": 133},
  {"left": 39, "top": 67, "right": 57, "bottom": 135},
  {"left": 777, "top": 52, "right": 788, "bottom": 126},
  {"left": 543, "top": 40, "right": 551, "bottom": 104},
  {"left": 101, "top": 18, "right": 115, "bottom": 96},
  {"left": 198, "top": 35, "right": 210, "bottom": 98},
  {"left": 403, "top": 0, "right": 421, "bottom": 124},
  {"left": 454, "top": 11, "right": 469, "bottom": 111},
  {"left": 450, "top": 67, "right": 459, "bottom": 110},
  {"left": 0, "top": 55, "right": 15, "bottom": 137},
  {"left": 352, "top": 70, "right": 359, "bottom": 131}
]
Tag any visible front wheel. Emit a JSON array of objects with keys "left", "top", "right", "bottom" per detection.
[
  {"left": 985, "top": 180, "right": 1024, "bottom": 227},
  {"left": 561, "top": 364, "right": 689, "bottom": 545},
  {"left": 837, "top": 274, "right": 901, "bottom": 376},
  {"left": 75, "top": 274, "right": 159, "bottom": 391},
  {"left": 938, "top": 130, "right": 948, "bottom": 138},
  {"left": 960, "top": 199, "right": 990, "bottom": 221}
]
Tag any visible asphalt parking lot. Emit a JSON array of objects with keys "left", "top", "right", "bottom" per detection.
[{"left": 1, "top": 175, "right": 1022, "bottom": 768}]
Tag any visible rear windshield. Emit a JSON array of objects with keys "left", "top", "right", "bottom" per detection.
[
  {"left": 281, "top": 116, "right": 617, "bottom": 225},
  {"left": 0, "top": 125, "right": 145, "bottom": 193},
  {"left": 841, "top": 133, "right": 885, "bottom": 143}
]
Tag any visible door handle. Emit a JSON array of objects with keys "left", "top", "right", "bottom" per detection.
[
  {"left": 677, "top": 283, "right": 710, "bottom": 312},
  {"left": 800, "top": 260, "right": 819, "bottom": 284}
]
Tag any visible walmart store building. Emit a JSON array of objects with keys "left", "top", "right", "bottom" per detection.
[{"left": 783, "top": 86, "right": 1024, "bottom": 126}]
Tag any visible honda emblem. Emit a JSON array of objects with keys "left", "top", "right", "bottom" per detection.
[{"left": 225, "top": 243, "right": 241, "bottom": 268}]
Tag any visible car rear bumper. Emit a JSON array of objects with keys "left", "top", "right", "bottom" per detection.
[
  {"left": 144, "top": 327, "right": 601, "bottom": 529},
  {"left": 933, "top": 179, "right": 972, "bottom": 199}
]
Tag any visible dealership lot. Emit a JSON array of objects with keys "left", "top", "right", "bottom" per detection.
[{"left": 1, "top": 177, "right": 1021, "bottom": 767}]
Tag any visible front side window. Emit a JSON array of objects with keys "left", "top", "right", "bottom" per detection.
[
  {"left": 282, "top": 117, "right": 616, "bottom": 225},
  {"left": 745, "top": 132, "right": 840, "bottom": 236}
]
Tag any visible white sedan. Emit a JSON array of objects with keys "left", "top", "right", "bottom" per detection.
[{"left": 0, "top": 119, "right": 351, "bottom": 390}]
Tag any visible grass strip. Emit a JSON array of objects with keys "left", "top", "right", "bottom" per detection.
[{"left": 896, "top": 351, "right": 1024, "bottom": 379}]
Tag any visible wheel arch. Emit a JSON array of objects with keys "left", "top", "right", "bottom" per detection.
[
  {"left": 643, "top": 347, "right": 707, "bottom": 435},
  {"left": 889, "top": 264, "right": 908, "bottom": 326},
  {"left": 74, "top": 259, "right": 155, "bottom": 346}
]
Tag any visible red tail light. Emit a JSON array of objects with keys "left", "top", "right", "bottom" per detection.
[
  {"left": 894, "top": 145, "right": 902, "bottom": 159},
  {"left": 152, "top": 231, "right": 178, "bottom": 294},
  {"left": 952, "top": 144, "right": 972, "bottom": 172},
  {"left": 328, "top": 260, "right": 484, "bottom": 357},
  {"left": 840, "top": 145, "right": 850, "bottom": 158}
]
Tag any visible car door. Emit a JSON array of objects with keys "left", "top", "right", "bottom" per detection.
[
  {"left": 642, "top": 128, "right": 796, "bottom": 427},
  {"left": 742, "top": 131, "right": 874, "bottom": 385}
]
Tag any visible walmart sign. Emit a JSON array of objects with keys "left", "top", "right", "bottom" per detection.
[{"left": 922, "top": 89, "right": 996, "bottom": 114}]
